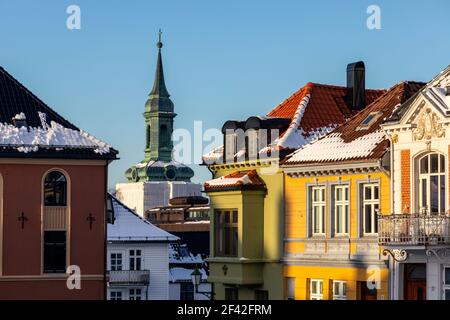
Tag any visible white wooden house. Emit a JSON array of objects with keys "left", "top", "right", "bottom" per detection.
[{"left": 106, "top": 194, "right": 178, "bottom": 300}]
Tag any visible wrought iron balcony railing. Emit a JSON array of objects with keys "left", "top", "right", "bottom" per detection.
[
  {"left": 107, "top": 270, "right": 150, "bottom": 285},
  {"left": 378, "top": 213, "right": 450, "bottom": 246}
]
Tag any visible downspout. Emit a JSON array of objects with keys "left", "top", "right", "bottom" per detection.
[{"left": 104, "top": 161, "right": 109, "bottom": 300}]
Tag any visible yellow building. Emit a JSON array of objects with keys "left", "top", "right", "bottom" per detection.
[
  {"left": 202, "top": 62, "right": 384, "bottom": 300},
  {"left": 282, "top": 81, "right": 424, "bottom": 300}
]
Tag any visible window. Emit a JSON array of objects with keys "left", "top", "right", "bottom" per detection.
[
  {"left": 129, "top": 288, "right": 142, "bottom": 300},
  {"left": 362, "top": 184, "right": 379, "bottom": 235},
  {"left": 419, "top": 153, "right": 446, "bottom": 214},
  {"left": 444, "top": 267, "right": 450, "bottom": 300},
  {"left": 44, "top": 171, "right": 67, "bottom": 206},
  {"left": 286, "top": 277, "right": 296, "bottom": 300},
  {"left": 110, "top": 291, "right": 122, "bottom": 300},
  {"left": 180, "top": 283, "right": 194, "bottom": 300},
  {"left": 146, "top": 125, "right": 150, "bottom": 149},
  {"left": 334, "top": 185, "right": 349, "bottom": 235},
  {"left": 310, "top": 279, "right": 323, "bottom": 300},
  {"left": 129, "top": 250, "right": 142, "bottom": 271},
  {"left": 214, "top": 210, "right": 238, "bottom": 257},
  {"left": 225, "top": 287, "right": 239, "bottom": 300},
  {"left": 358, "top": 112, "right": 382, "bottom": 129},
  {"left": 43, "top": 231, "right": 66, "bottom": 273},
  {"left": 311, "top": 186, "right": 326, "bottom": 235},
  {"left": 255, "top": 290, "right": 269, "bottom": 300},
  {"left": 110, "top": 253, "right": 123, "bottom": 271},
  {"left": 333, "top": 281, "right": 347, "bottom": 300}
]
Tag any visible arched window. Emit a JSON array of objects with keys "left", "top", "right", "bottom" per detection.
[
  {"left": 44, "top": 171, "right": 67, "bottom": 206},
  {"left": 146, "top": 125, "right": 150, "bottom": 149},
  {"left": 418, "top": 153, "right": 446, "bottom": 214}
]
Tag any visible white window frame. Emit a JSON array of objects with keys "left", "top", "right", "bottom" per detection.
[
  {"left": 110, "top": 290, "right": 123, "bottom": 300},
  {"left": 129, "top": 288, "right": 143, "bottom": 301},
  {"left": 310, "top": 279, "right": 323, "bottom": 300},
  {"left": 362, "top": 183, "right": 380, "bottom": 235},
  {"left": 129, "top": 249, "right": 142, "bottom": 271},
  {"left": 418, "top": 153, "right": 446, "bottom": 215},
  {"left": 311, "top": 186, "right": 326, "bottom": 236},
  {"left": 334, "top": 185, "right": 349, "bottom": 235},
  {"left": 110, "top": 252, "right": 123, "bottom": 271},
  {"left": 444, "top": 266, "right": 450, "bottom": 300},
  {"left": 333, "top": 280, "right": 347, "bottom": 300}
]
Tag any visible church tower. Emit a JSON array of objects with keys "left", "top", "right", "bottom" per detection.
[
  {"left": 144, "top": 32, "right": 175, "bottom": 162},
  {"left": 117, "top": 32, "right": 201, "bottom": 216}
]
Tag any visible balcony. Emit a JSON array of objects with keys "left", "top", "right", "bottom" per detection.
[
  {"left": 107, "top": 270, "right": 150, "bottom": 286},
  {"left": 378, "top": 214, "right": 450, "bottom": 246}
]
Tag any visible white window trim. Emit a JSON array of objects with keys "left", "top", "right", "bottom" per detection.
[
  {"left": 333, "top": 280, "right": 347, "bottom": 300},
  {"left": 311, "top": 186, "right": 326, "bottom": 236},
  {"left": 109, "top": 252, "right": 124, "bottom": 271},
  {"left": 129, "top": 288, "right": 143, "bottom": 301},
  {"left": 418, "top": 153, "right": 446, "bottom": 215},
  {"left": 109, "top": 290, "right": 123, "bottom": 300},
  {"left": 310, "top": 279, "right": 323, "bottom": 300},
  {"left": 334, "top": 185, "right": 349, "bottom": 235},
  {"left": 362, "top": 183, "right": 380, "bottom": 236}
]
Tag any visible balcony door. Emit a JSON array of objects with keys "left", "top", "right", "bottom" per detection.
[{"left": 418, "top": 153, "right": 445, "bottom": 215}]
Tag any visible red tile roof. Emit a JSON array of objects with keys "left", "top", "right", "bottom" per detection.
[
  {"left": 283, "top": 81, "right": 425, "bottom": 165},
  {"left": 204, "top": 170, "right": 266, "bottom": 192},
  {"left": 268, "top": 82, "right": 384, "bottom": 134}
]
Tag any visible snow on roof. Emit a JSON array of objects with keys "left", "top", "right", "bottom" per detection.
[
  {"left": 134, "top": 159, "right": 190, "bottom": 169},
  {"left": 108, "top": 194, "right": 179, "bottom": 242},
  {"left": 202, "top": 82, "right": 384, "bottom": 165},
  {"left": 284, "top": 81, "right": 425, "bottom": 165},
  {"left": 285, "top": 131, "right": 386, "bottom": 164},
  {"left": 0, "top": 112, "right": 111, "bottom": 154},
  {"left": 204, "top": 170, "right": 266, "bottom": 191},
  {"left": 13, "top": 112, "right": 26, "bottom": 120},
  {"left": 169, "top": 243, "right": 204, "bottom": 264},
  {"left": 169, "top": 267, "right": 208, "bottom": 283}
]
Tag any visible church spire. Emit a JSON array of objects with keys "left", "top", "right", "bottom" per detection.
[{"left": 149, "top": 29, "right": 170, "bottom": 98}]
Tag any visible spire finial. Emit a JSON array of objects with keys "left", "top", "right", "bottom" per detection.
[{"left": 157, "top": 29, "right": 163, "bottom": 49}]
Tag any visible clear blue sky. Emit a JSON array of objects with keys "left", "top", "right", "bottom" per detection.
[{"left": 0, "top": 0, "right": 449, "bottom": 189}]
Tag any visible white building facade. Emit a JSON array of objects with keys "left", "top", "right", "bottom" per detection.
[
  {"left": 380, "top": 66, "right": 450, "bottom": 300},
  {"left": 107, "top": 194, "right": 179, "bottom": 300},
  {"left": 116, "top": 180, "right": 202, "bottom": 217}
]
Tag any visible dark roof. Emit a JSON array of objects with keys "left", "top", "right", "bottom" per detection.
[{"left": 0, "top": 66, "right": 118, "bottom": 160}]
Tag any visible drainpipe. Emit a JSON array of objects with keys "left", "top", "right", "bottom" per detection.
[{"left": 104, "top": 161, "right": 109, "bottom": 300}]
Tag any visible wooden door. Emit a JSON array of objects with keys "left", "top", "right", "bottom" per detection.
[{"left": 404, "top": 264, "right": 427, "bottom": 300}]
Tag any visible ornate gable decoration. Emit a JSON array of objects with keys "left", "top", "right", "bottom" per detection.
[{"left": 413, "top": 108, "right": 445, "bottom": 140}]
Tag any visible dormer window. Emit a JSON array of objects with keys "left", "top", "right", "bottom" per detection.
[
  {"left": 12, "top": 113, "right": 27, "bottom": 128},
  {"left": 357, "top": 111, "right": 382, "bottom": 130}
]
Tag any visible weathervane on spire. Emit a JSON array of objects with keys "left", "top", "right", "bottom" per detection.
[{"left": 157, "top": 28, "right": 163, "bottom": 49}]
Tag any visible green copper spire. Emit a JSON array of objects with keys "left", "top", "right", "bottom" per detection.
[
  {"left": 124, "top": 31, "right": 194, "bottom": 183},
  {"left": 143, "top": 30, "right": 176, "bottom": 162},
  {"left": 149, "top": 30, "right": 170, "bottom": 99}
]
